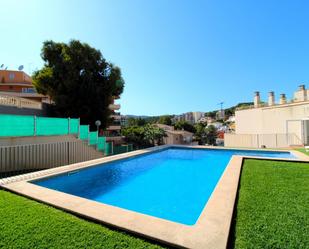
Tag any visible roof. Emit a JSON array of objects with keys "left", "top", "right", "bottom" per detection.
[{"left": 166, "top": 130, "right": 193, "bottom": 136}]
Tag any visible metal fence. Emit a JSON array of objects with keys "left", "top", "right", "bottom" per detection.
[
  {"left": 0, "top": 114, "right": 80, "bottom": 137},
  {"left": 0, "top": 140, "right": 103, "bottom": 178},
  {"left": 224, "top": 133, "right": 303, "bottom": 148}
]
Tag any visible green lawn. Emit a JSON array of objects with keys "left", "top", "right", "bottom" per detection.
[
  {"left": 295, "top": 148, "right": 309, "bottom": 156},
  {"left": 230, "top": 159, "right": 309, "bottom": 249},
  {"left": 0, "top": 189, "right": 166, "bottom": 249},
  {"left": 1, "top": 159, "right": 308, "bottom": 249}
]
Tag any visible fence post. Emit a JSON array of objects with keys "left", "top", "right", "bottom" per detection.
[
  {"left": 68, "top": 117, "right": 70, "bottom": 135},
  {"left": 275, "top": 134, "right": 278, "bottom": 148},
  {"left": 34, "top": 115, "right": 37, "bottom": 136},
  {"left": 67, "top": 141, "right": 70, "bottom": 165},
  {"left": 257, "top": 134, "right": 259, "bottom": 148},
  {"left": 78, "top": 118, "right": 81, "bottom": 138}
]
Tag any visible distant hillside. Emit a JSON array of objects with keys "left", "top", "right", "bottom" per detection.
[{"left": 205, "top": 102, "right": 254, "bottom": 118}]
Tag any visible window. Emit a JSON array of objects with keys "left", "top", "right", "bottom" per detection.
[{"left": 9, "top": 73, "right": 15, "bottom": 80}]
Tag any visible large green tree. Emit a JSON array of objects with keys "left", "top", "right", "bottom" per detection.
[
  {"left": 174, "top": 120, "right": 196, "bottom": 133},
  {"left": 32, "top": 40, "right": 124, "bottom": 129},
  {"left": 121, "top": 124, "right": 166, "bottom": 148},
  {"left": 158, "top": 115, "right": 172, "bottom": 125}
]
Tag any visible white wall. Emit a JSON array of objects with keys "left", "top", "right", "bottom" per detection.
[{"left": 235, "top": 101, "right": 309, "bottom": 140}]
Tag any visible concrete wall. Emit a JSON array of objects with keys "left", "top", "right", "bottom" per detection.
[
  {"left": 235, "top": 101, "right": 309, "bottom": 140},
  {"left": 0, "top": 104, "right": 47, "bottom": 116},
  {"left": 0, "top": 135, "right": 77, "bottom": 146},
  {"left": 225, "top": 133, "right": 303, "bottom": 148}
]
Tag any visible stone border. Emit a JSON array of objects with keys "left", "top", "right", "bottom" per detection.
[{"left": 1, "top": 145, "right": 308, "bottom": 249}]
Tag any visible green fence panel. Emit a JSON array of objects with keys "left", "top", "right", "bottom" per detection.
[
  {"left": 36, "top": 117, "right": 69, "bottom": 136},
  {"left": 97, "top": 137, "right": 106, "bottom": 152},
  {"left": 89, "top": 131, "right": 98, "bottom": 145},
  {"left": 105, "top": 142, "right": 113, "bottom": 155},
  {"left": 79, "top": 125, "right": 89, "bottom": 140},
  {"left": 128, "top": 144, "right": 133, "bottom": 152},
  {"left": 113, "top": 145, "right": 128, "bottom": 155},
  {"left": 69, "top": 118, "right": 79, "bottom": 134},
  {"left": 0, "top": 114, "right": 35, "bottom": 137}
]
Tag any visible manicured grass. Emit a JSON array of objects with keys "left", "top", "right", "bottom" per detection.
[
  {"left": 1, "top": 159, "right": 308, "bottom": 249},
  {"left": 0, "top": 190, "right": 166, "bottom": 249},
  {"left": 231, "top": 159, "right": 309, "bottom": 249},
  {"left": 295, "top": 148, "right": 309, "bottom": 156}
]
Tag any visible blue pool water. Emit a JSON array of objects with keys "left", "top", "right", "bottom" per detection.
[{"left": 33, "top": 148, "right": 295, "bottom": 225}]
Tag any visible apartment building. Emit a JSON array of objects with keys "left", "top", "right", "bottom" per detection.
[
  {"left": 173, "top": 111, "right": 205, "bottom": 124},
  {"left": 0, "top": 70, "right": 48, "bottom": 102},
  {"left": 225, "top": 85, "right": 309, "bottom": 148},
  {"left": 105, "top": 96, "right": 123, "bottom": 145}
]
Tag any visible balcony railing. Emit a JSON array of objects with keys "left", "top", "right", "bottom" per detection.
[
  {"left": 106, "top": 125, "right": 121, "bottom": 131},
  {"left": 0, "top": 93, "right": 42, "bottom": 110}
]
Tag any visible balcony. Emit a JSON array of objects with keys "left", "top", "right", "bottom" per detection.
[
  {"left": 108, "top": 104, "right": 120, "bottom": 110},
  {"left": 106, "top": 125, "right": 121, "bottom": 131},
  {"left": 110, "top": 114, "right": 122, "bottom": 120}
]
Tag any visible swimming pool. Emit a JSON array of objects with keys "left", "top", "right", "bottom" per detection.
[{"left": 33, "top": 147, "right": 295, "bottom": 225}]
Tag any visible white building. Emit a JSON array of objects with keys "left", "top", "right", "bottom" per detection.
[
  {"left": 225, "top": 85, "right": 309, "bottom": 148},
  {"left": 173, "top": 111, "right": 205, "bottom": 124}
]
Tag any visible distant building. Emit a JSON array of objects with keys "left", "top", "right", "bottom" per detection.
[
  {"left": 216, "top": 109, "right": 225, "bottom": 120},
  {"left": 173, "top": 111, "right": 204, "bottom": 124},
  {"left": 225, "top": 85, "right": 309, "bottom": 148},
  {"left": 0, "top": 70, "right": 48, "bottom": 102},
  {"left": 105, "top": 96, "right": 123, "bottom": 145},
  {"left": 156, "top": 124, "right": 193, "bottom": 145}
]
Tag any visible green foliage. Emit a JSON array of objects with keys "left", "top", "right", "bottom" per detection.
[
  {"left": 127, "top": 117, "right": 147, "bottom": 127},
  {"left": 32, "top": 40, "right": 124, "bottom": 129},
  {"left": 231, "top": 159, "right": 309, "bottom": 249},
  {"left": 158, "top": 115, "right": 172, "bottom": 125},
  {"left": 143, "top": 124, "right": 167, "bottom": 146},
  {"left": 0, "top": 190, "right": 164, "bottom": 249},
  {"left": 121, "top": 125, "right": 146, "bottom": 148},
  {"left": 224, "top": 102, "right": 254, "bottom": 116},
  {"left": 194, "top": 123, "right": 207, "bottom": 145},
  {"left": 204, "top": 125, "right": 217, "bottom": 145},
  {"left": 174, "top": 121, "right": 196, "bottom": 133},
  {"left": 193, "top": 123, "right": 217, "bottom": 145},
  {"left": 205, "top": 102, "right": 254, "bottom": 120},
  {"left": 121, "top": 124, "right": 166, "bottom": 148},
  {"left": 205, "top": 110, "right": 216, "bottom": 119},
  {"left": 295, "top": 148, "right": 309, "bottom": 156}
]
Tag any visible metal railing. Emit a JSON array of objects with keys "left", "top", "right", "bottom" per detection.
[
  {"left": 0, "top": 93, "right": 42, "bottom": 109},
  {"left": 0, "top": 140, "right": 103, "bottom": 178}
]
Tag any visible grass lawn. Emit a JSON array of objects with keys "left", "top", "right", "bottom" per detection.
[
  {"left": 230, "top": 159, "right": 309, "bottom": 249},
  {"left": 1, "top": 159, "right": 308, "bottom": 249},
  {"left": 0, "top": 189, "right": 166, "bottom": 249},
  {"left": 295, "top": 148, "right": 309, "bottom": 156}
]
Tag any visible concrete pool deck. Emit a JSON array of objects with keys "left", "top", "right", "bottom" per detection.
[{"left": 1, "top": 145, "right": 308, "bottom": 249}]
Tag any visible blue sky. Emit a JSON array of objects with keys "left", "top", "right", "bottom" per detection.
[{"left": 1, "top": 0, "right": 308, "bottom": 115}]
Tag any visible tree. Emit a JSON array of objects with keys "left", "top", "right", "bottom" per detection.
[
  {"left": 205, "top": 125, "right": 217, "bottom": 145},
  {"left": 121, "top": 126, "right": 146, "bottom": 148},
  {"left": 174, "top": 121, "right": 196, "bottom": 133},
  {"left": 121, "top": 124, "right": 166, "bottom": 148},
  {"left": 194, "top": 123, "right": 207, "bottom": 145},
  {"left": 32, "top": 40, "right": 124, "bottom": 129},
  {"left": 143, "top": 124, "right": 166, "bottom": 146},
  {"left": 158, "top": 115, "right": 172, "bottom": 125}
]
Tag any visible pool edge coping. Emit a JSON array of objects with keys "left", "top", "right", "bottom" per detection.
[{"left": 1, "top": 145, "right": 308, "bottom": 249}]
